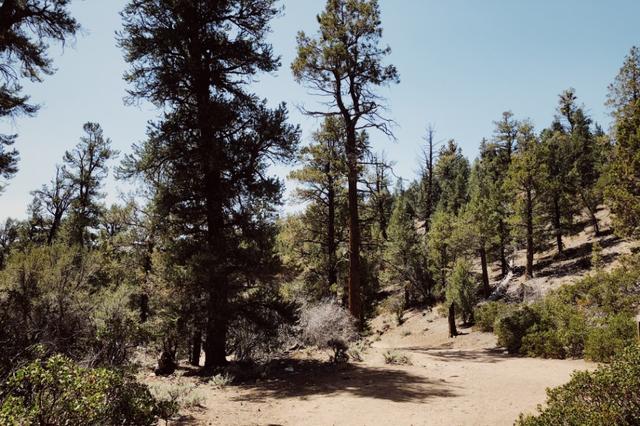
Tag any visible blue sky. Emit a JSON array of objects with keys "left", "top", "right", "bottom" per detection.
[{"left": 1, "top": 0, "right": 638, "bottom": 221}]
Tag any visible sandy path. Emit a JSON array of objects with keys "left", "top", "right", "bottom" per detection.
[{"left": 177, "top": 310, "right": 593, "bottom": 426}]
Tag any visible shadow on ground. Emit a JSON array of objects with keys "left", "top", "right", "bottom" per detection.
[
  {"left": 228, "top": 359, "right": 458, "bottom": 404},
  {"left": 400, "top": 347, "right": 509, "bottom": 364}
]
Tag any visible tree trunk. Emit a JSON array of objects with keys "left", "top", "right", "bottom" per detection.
[
  {"left": 553, "top": 195, "right": 563, "bottom": 254},
  {"left": 345, "top": 127, "right": 362, "bottom": 322},
  {"left": 139, "top": 292, "right": 149, "bottom": 323},
  {"left": 47, "top": 212, "right": 63, "bottom": 245},
  {"left": 190, "top": 329, "right": 202, "bottom": 367},
  {"left": 376, "top": 166, "right": 388, "bottom": 240},
  {"left": 203, "top": 170, "right": 229, "bottom": 369},
  {"left": 499, "top": 219, "right": 509, "bottom": 277},
  {"left": 581, "top": 193, "right": 600, "bottom": 236},
  {"left": 198, "top": 97, "right": 228, "bottom": 369},
  {"left": 204, "top": 282, "right": 228, "bottom": 368},
  {"left": 480, "top": 245, "right": 491, "bottom": 298},
  {"left": 526, "top": 190, "right": 534, "bottom": 279},
  {"left": 448, "top": 303, "right": 458, "bottom": 338},
  {"left": 327, "top": 166, "right": 338, "bottom": 296}
]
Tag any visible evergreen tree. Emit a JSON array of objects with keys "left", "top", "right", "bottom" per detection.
[
  {"left": 446, "top": 258, "right": 477, "bottom": 325},
  {"left": 557, "top": 89, "right": 604, "bottom": 236},
  {"left": 287, "top": 117, "right": 347, "bottom": 299},
  {"left": 0, "top": 139, "right": 18, "bottom": 193},
  {"left": 434, "top": 140, "right": 469, "bottom": 215},
  {"left": 417, "top": 125, "right": 440, "bottom": 231},
  {"left": 505, "top": 121, "right": 548, "bottom": 278},
  {"left": 491, "top": 111, "right": 519, "bottom": 275},
  {"left": 382, "top": 191, "right": 432, "bottom": 305},
  {"left": 468, "top": 152, "right": 500, "bottom": 297},
  {"left": 119, "top": 0, "right": 300, "bottom": 368},
  {"left": 362, "top": 152, "right": 393, "bottom": 242},
  {"left": 426, "top": 208, "right": 456, "bottom": 294},
  {"left": 539, "top": 120, "right": 576, "bottom": 253},
  {"left": 31, "top": 165, "right": 74, "bottom": 244},
  {"left": 292, "top": 0, "right": 399, "bottom": 321},
  {"left": 63, "top": 123, "right": 116, "bottom": 247},
  {"left": 604, "top": 47, "right": 640, "bottom": 236},
  {"left": 0, "top": 0, "right": 79, "bottom": 186}
]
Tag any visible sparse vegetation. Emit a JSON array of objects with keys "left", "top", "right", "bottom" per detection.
[
  {"left": 0, "top": 0, "right": 639, "bottom": 424},
  {"left": 383, "top": 350, "right": 412, "bottom": 366},
  {"left": 299, "top": 300, "right": 358, "bottom": 363}
]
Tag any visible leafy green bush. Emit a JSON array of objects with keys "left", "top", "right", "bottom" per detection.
[
  {"left": 517, "top": 345, "right": 640, "bottom": 425},
  {"left": 521, "top": 329, "right": 568, "bottom": 359},
  {"left": 584, "top": 313, "right": 637, "bottom": 362},
  {"left": 473, "top": 301, "right": 514, "bottom": 332},
  {"left": 0, "top": 355, "right": 160, "bottom": 425},
  {"left": 494, "top": 305, "right": 539, "bottom": 353},
  {"left": 493, "top": 257, "right": 640, "bottom": 361},
  {"left": 92, "top": 285, "right": 149, "bottom": 367},
  {"left": 520, "top": 299, "right": 588, "bottom": 359}
]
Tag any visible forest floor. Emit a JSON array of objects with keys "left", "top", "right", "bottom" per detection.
[
  {"left": 142, "top": 207, "right": 638, "bottom": 425},
  {"left": 145, "top": 310, "right": 593, "bottom": 426}
]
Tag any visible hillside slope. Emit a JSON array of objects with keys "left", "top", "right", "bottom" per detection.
[{"left": 492, "top": 206, "right": 638, "bottom": 301}]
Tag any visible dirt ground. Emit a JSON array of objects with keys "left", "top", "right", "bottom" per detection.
[
  {"left": 143, "top": 209, "right": 631, "bottom": 425},
  {"left": 147, "top": 310, "right": 593, "bottom": 426}
]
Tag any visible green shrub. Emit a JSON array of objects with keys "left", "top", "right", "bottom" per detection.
[
  {"left": 491, "top": 256, "right": 640, "bottom": 361},
  {"left": 92, "top": 285, "right": 149, "bottom": 367},
  {"left": 0, "top": 355, "right": 160, "bottom": 425},
  {"left": 473, "top": 301, "right": 514, "bottom": 332},
  {"left": 584, "top": 313, "right": 637, "bottom": 362},
  {"left": 494, "top": 305, "right": 539, "bottom": 353},
  {"left": 522, "top": 330, "right": 567, "bottom": 359},
  {"left": 517, "top": 345, "right": 640, "bottom": 425},
  {"left": 521, "top": 299, "right": 588, "bottom": 359}
]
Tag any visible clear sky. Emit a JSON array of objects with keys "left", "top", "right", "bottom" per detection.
[{"left": 1, "top": 0, "right": 639, "bottom": 221}]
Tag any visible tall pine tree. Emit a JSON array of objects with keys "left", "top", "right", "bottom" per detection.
[
  {"left": 292, "top": 0, "right": 399, "bottom": 321},
  {"left": 119, "top": 0, "right": 299, "bottom": 368}
]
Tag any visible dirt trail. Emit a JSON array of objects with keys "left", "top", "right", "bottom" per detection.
[
  {"left": 168, "top": 310, "right": 592, "bottom": 426},
  {"left": 157, "top": 212, "right": 632, "bottom": 425}
]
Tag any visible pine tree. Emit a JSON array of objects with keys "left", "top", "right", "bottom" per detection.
[
  {"left": 362, "top": 152, "right": 393, "bottom": 242},
  {"left": 604, "top": 46, "right": 640, "bottom": 236},
  {"left": 426, "top": 208, "right": 456, "bottom": 294},
  {"left": 468, "top": 151, "right": 500, "bottom": 297},
  {"left": 434, "top": 140, "right": 470, "bottom": 215},
  {"left": 446, "top": 258, "right": 478, "bottom": 325},
  {"left": 539, "top": 120, "right": 576, "bottom": 254},
  {"left": 382, "top": 191, "right": 431, "bottom": 304},
  {"left": 417, "top": 126, "right": 440, "bottom": 231},
  {"left": 505, "top": 121, "right": 548, "bottom": 278},
  {"left": 63, "top": 123, "right": 116, "bottom": 247},
  {"left": 287, "top": 117, "right": 347, "bottom": 299},
  {"left": 119, "top": 0, "right": 300, "bottom": 368},
  {"left": 292, "top": 0, "right": 399, "bottom": 321},
  {"left": 491, "top": 112, "right": 519, "bottom": 275},
  {"left": 557, "top": 89, "right": 604, "bottom": 236},
  {"left": 31, "top": 165, "right": 74, "bottom": 244},
  {"left": 0, "top": 0, "right": 79, "bottom": 186}
]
